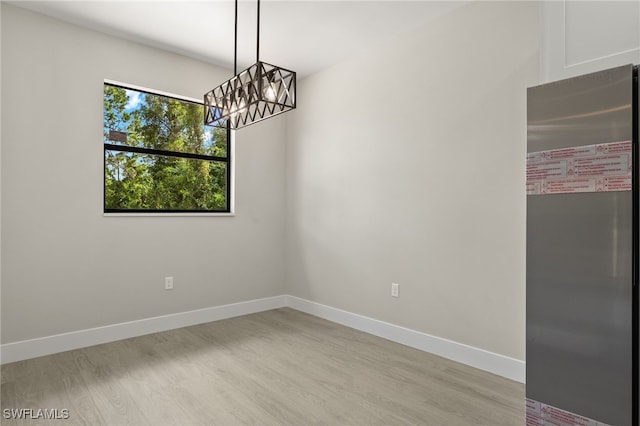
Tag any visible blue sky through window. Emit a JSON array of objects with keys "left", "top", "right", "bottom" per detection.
[{"left": 125, "top": 89, "right": 143, "bottom": 111}]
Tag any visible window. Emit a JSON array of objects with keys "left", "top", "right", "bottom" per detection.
[{"left": 103, "top": 82, "right": 231, "bottom": 213}]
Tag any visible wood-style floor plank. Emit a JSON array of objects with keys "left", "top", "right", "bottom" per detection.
[{"left": 1, "top": 308, "right": 524, "bottom": 425}]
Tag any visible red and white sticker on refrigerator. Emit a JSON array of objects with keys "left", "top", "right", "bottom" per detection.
[
  {"left": 526, "top": 398, "right": 610, "bottom": 426},
  {"left": 526, "top": 141, "right": 632, "bottom": 195}
]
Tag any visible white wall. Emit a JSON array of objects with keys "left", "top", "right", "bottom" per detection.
[
  {"left": 2, "top": 0, "right": 541, "bottom": 367},
  {"left": 541, "top": 0, "right": 640, "bottom": 82},
  {"left": 1, "top": 4, "right": 286, "bottom": 344},
  {"left": 285, "top": 1, "right": 539, "bottom": 361}
]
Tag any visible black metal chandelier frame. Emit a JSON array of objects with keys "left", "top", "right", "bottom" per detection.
[{"left": 204, "top": 0, "right": 296, "bottom": 130}]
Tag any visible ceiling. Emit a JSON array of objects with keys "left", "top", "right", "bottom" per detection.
[{"left": 10, "top": 0, "right": 466, "bottom": 78}]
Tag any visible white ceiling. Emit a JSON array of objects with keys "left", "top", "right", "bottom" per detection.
[{"left": 9, "top": 0, "right": 467, "bottom": 78}]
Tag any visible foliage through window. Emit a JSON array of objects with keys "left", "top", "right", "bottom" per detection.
[{"left": 103, "top": 82, "right": 230, "bottom": 213}]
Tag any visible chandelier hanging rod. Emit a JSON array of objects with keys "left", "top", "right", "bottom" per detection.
[
  {"left": 234, "top": 0, "right": 238, "bottom": 74},
  {"left": 256, "top": 0, "right": 260, "bottom": 62},
  {"left": 204, "top": 0, "right": 296, "bottom": 130},
  {"left": 233, "top": 0, "right": 261, "bottom": 73}
]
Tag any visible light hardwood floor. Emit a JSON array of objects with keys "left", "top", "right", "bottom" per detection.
[{"left": 1, "top": 308, "right": 524, "bottom": 425}]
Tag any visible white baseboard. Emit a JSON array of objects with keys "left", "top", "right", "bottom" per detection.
[
  {"left": 0, "top": 295, "right": 287, "bottom": 365},
  {"left": 285, "top": 295, "right": 525, "bottom": 383},
  {"left": 1, "top": 294, "right": 525, "bottom": 384}
]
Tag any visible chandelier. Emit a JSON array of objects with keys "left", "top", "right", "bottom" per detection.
[{"left": 204, "top": 0, "right": 296, "bottom": 130}]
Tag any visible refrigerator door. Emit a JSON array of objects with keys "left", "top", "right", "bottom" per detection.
[{"left": 527, "top": 65, "right": 635, "bottom": 425}]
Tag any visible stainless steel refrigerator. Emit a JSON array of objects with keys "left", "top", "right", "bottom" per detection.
[{"left": 526, "top": 64, "right": 638, "bottom": 426}]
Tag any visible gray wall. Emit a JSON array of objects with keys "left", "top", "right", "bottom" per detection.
[
  {"left": 285, "top": 1, "right": 539, "bottom": 360},
  {"left": 2, "top": 1, "right": 540, "bottom": 364},
  {"left": 1, "top": 4, "right": 286, "bottom": 343}
]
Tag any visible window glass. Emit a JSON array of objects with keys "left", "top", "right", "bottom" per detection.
[{"left": 103, "top": 83, "right": 230, "bottom": 213}]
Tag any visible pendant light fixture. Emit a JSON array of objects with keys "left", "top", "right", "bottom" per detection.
[{"left": 204, "top": 0, "right": 296, "bottom": 130}]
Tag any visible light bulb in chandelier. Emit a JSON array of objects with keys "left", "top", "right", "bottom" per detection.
[
  {"left": 229, "top": 90, "right": 247, "bottom": 120},
  {"left": 263, "top": 85, "right": 277, "bottom": 102},
  {"left": 261, "top": 69, "right": 278, "bottom": 102}
]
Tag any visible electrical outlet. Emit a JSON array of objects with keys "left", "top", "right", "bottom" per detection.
[
  {"left": 165, "top": 276, "right": 174, "bottom": 290},
  {"left": 391, "top": 282, "right": 399, "bottom": 298}
]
